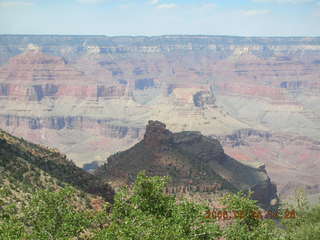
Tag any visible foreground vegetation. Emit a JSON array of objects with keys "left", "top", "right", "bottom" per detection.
[{"left": 1, "top": 172, "right": 320, "bottom": 240}]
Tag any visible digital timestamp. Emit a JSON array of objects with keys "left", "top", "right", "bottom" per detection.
[{"left": 205, "top": 209, "right": 297, "bottom": 220}]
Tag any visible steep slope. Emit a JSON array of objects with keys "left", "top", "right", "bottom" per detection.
[
  {"left": 95, "top": 120, "right": 278, "bottom": 209},
  {"left": 0, "top": 128, "right": 114, "bottom": 205}
]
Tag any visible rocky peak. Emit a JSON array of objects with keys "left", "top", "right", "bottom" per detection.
[{"left": 143, "top": 120, "right": 173, "bottom": 147}]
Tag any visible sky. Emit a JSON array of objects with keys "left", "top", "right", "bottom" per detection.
[{"left": 0, "top": 0, "right": 319, "bottom": 36}]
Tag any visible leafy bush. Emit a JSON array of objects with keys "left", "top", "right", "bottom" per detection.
[
  {"left": 94, "top": 171, "right": 222, "bottom": 240},
  {"left": 0, "top": 187, "right": 94, "bottom": 240},
  {"left": 0, "top": 203, "right": 27, "bottom": 240},
  {"left": 22, "top": 187, "right": 93, "bottom": 239}
]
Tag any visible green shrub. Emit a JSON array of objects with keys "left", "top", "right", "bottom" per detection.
[
  {"left": 94, "top": 171, "right": 221, "bottom": 240},
  {"left": 0, "top": 204, "right": 27, "bottom": 240},
  {"left": 22, "top": 187, "right": 93, "bottom": 240}
]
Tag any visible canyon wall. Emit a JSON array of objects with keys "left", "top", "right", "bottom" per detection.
[{"left": 0, "top": 35, "right": 319, "bottom": 198}]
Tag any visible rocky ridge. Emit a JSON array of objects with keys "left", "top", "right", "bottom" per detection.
[
  {"left": 0, "top": 128, "right": 114, "bottom": 205},
  {"left": 95, "top": 120, "right": 278, "bottom": 209}
]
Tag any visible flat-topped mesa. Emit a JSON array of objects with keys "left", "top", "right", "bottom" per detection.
[{"left": 143, "top": 120, "right": 173, "bottom": 147}]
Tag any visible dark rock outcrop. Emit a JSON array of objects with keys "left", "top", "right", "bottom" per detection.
[
  {"left": 144, "top": 120, "right": 173, "bottom": 148},
  {"left": 193, "top": 90, "right": 216, "bottom": 108},
  {"left": 251, "top": 180, "right": 278, "bottom": 208},
  {"left": 96, "top": 120, "right": 278, "bottom": 209}
]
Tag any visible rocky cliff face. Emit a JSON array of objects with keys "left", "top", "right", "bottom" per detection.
[
  {"left": 96, "top": 120, "right": 278, "bottom": 209},
  {"left": 0, "top": 35, "right": 319, "bottom": 199}
]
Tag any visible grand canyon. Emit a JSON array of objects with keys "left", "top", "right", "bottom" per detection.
[{"left": 0, "top": 35, "right": 319, "bottom": 200}]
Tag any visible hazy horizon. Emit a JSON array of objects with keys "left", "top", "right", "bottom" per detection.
[
  {"left": 0, "top": 34, "right": 320, "bottom": 38},
  {"left": 1, "top": 0, "right": 320, "bottom": 36}
]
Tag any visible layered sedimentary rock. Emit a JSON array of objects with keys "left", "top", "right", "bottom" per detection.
[
  {"left": 95, "top": 120, "right": 278, "bottom": 209},
  {"left": 215, "top": 129, "right": 320, "bottom": 200},
  {"left": 0, "top": 35, "right": 319, "bottom": 199}
]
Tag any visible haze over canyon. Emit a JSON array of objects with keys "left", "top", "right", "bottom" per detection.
[{"left": 0, "top": 35, "right": 319, "bottom": 199}]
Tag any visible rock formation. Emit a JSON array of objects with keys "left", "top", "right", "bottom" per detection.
[
  {"left": 144, "top": 120, "right": 173, "bottom": 148},
  {"left": 95, "top": 120, "right": 278, "bottom": 209}
]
